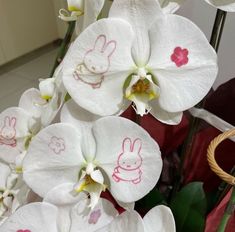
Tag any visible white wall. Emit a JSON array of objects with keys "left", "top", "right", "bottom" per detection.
[{"left": 177, "top": 0, "right": 235, "bottom": 89}]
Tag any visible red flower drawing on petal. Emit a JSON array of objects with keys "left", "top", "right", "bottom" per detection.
[{"left": 171, "top": 47, "right": 189, "bottom": 67}]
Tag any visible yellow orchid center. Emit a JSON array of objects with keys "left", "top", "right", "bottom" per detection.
[
  {"left": 41, "top": 95, "right": 52, "bottom": 101},
  {"left": 132, "top": 79, "right": 151, "bottom": 95},
  {"left": 75, "top": 174, "right": 96, "bottom": 193}
]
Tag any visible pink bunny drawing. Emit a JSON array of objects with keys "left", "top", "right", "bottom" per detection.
[
  {"left": 0, "top": 116, "right": 17, "bottom": 147},
  {"left": 73, "top": 34, "right": 117, "bottom": 89},
  {"left": 112, "top": 138, "right": 143, "bottom": 184}
]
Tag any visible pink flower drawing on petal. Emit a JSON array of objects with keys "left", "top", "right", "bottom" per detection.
[
  {"left": 171, "top": 46, "right": 189, "bottom": 67},
  {"left": 88, "top": 209, "right": 102, "bottom": 224},
  {"left": 48, "top": 136, "right": 65, "bottom": 154},
  {"left": 17, "top": 230, "right": 31, "bottom": 232}
]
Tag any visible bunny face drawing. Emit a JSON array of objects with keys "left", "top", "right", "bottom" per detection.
[
  {"left": 73, "top": 34, "right": 117, "bottom": 89},
  {"left": 112, "top": 138, "right": 143, "bottom": 184},
  {"left": 0, "top": 116, "right": 17, "bottom": 147}
]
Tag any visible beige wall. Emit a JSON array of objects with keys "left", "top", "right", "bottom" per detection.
[
  {"left": 52, "top": 0, "right": 68, "bottom": 38},
  {"left": 0, "top": 43, "right": 5, "bottom": 65},
  {"left": 0, "top": 0, "right": 59, "bottom": 64}
]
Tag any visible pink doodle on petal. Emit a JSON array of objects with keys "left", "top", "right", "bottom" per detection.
[
  {"left": 171, "top": 47, "right": 189, "bottom": 67},
  {"left": 17, "top": 230, "right": 31, "bottom": 232},
  {"left": 88, "top": 209, "right": 101, "bottom": 224},
  {"left": 48, "top": 136, "right": 65, "bottom": 154},
  {"left": 112, "top": 138, "right": 143, "bottom": 184},
  {"left": 73, "top": 34, "right": 117, "bottom": 89},
  {"left": 0, "top": 116, "right": 17, "bottom": 147}
]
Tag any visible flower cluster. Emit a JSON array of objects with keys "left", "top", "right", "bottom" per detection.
[{"left": 1, "top": 0, "right": 233, "bottom": 231}]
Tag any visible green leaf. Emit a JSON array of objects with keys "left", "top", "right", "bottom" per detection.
[
  {"left": 170, "top": 182, "right": 207, "bottom": 232},
  {"left": 135, "top": 189, "right": 166, "bottom": 211}
]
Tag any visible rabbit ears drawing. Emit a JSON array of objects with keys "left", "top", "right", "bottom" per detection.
[
  {"left": 2, "top": 116, "right": 16, "bottom": 129},
  {"left": 122, "top": 138, "right": 142, "bottom": 154},
  {"left": 91, "top": 34, "right": 117, "bottom": 57}
]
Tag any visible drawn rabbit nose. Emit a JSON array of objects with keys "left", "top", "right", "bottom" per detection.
[
  {"left": 92, "top": 66, "right": 96, "bottom": 71},
  {"left": 127, "top": 165, "right": 131, "bottom": 168}
]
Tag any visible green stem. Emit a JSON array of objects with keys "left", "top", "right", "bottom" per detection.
[
  {"left": 170, "top": 9, "right": 227, "bottom": 200},
  {"left": 210, "top": 10, "right": 227, "bottom": 52},
  {"left": 217, "top": 187, "right": 235, "bottom": 232},
  {"left": 50, "top": 21, "right": 76, "bottom": 77},
  {"left": 181, "top": 8, "right": 227, "bottom": 160},
  {"left": 214, "top": 167, "right": 235, "bottom": 207}
]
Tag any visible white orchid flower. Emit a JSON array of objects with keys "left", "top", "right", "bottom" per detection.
[
  {"left": 62, "top": 0, "right": 218, "bottom": 125},
  {"left": 61, "top": 99, "right": 135, "bottom": 212},
  {"left": 59, "top": 0, "right": 105, "bottom": 34},
  {"left": 23, "top": 116, "right": 162, "bottom": 209},
  {"left": 19, "top": 64, "right": 66, "bottom": 127},
  {"left": 0, "top": 184, "right": 118, "bottom": 232},
  {"left": 97, "top": 205, "right": 175, "bottom": 232},
  {"left": 0, "top": 162, "right": 30, "bottom": 223}
]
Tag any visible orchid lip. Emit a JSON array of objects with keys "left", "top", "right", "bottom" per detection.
[
  {"left": 124, "top": 67, "right": 160, "bottom": 116},
  {"left": 72, "top": 161, "right": 107, "bottom": 208}
]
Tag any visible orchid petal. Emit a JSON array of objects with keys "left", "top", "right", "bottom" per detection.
[
  {"left": 150, "top": 100, "right": 183, "bottom": 125},
  {"left": 41, "top": 74, "right": 66, "bottom": 127},
  {"left": 68, "top": 0, "right": 84, "bottom": 12},
  {"left": 109, "top": 0, "right": 163, "bottom": 66},
  {"left": 70, "top": 198, "right": 118, "bottom": 232},
  {"left": 97, "top": 210, "right": 145, "bottom": 232},
  {"left": 158, "top": 0, "right": 185, "bottom": 13},
  {"left": 23, "top": 123, "right": 85, "bottom": 197},
  {"left": 44, "top": 183, "right": 87, "bottom": 232},
  {"left": 19, "top": 88, "right": 46, "bottom": 119},
  {"left": 62, "top": 18, "right": 135, "bottom": 116},
  {"left": 204, "top": 0, "right": 235, "bottom": 12},
  {"left": 148, "top": 14, "right": 218, "bottom": 112},
  {"left": 0, "top": 202, "right": 58, "bottom": 232},
  {"left": 0, "top": 162, "right": 10, "bottom": 189},
  {"left": 116, "top": 200, "right": 135, "bottom": 211},
  {"left": 91, "top": 170, "right": 104, "bottom": 185},
  {"left": 61, "top": 100, "right": 99, "bottom": 160},
  {"left": 93, "top": 116, "right": 162, "bottom": 203},
  {"left": 143, "top": 205, "right": 176, "bottom": 232},
  {"left": 76, "top": 0, "right": 105, "bottom": 34},
  {"left": 44, "top": 182, "right": 87, "bottom": 206},
  {"left": 11, "top": 182, "right": 31, "bottom": 212},
  {"left": 39, "top": 78, "right": 56, "bottom": 100}
]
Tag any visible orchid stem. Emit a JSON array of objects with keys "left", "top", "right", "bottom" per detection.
[
  {"left": 214, "top": 167, "right": 235, "bottom": 208},
  {"left": 210, "top": 9, "right": 227, "bottom": 52},
  {"left": 50, "top": 21, "right": 75, "bottom": 77},
  {"left": 170, "top": 9, "right": 227, "bottom": 199},
  {"left": 217, "top": 187, "right": 235, "bottom": 232}
]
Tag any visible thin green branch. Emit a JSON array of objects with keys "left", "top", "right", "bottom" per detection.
[
  {"left": 50, "top": 21, "right": 76, "bottom": 77},
  {"left": 217, "top": 187, "right": 235, "bottom": 232}
]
